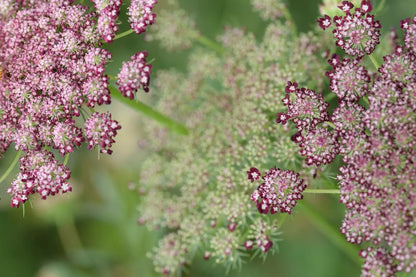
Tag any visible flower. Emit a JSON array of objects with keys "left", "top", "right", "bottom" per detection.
[
  {"left": 128, "top": 0, "right": 157, "bottom": 35},
  {"left": 326, "top": 55, "right": 371, "bottom": 101},
  {"left": 7, "top": 150, "right": 71, "bottom": 208},
  {"left": 91, "top": 0, "right": 122, "bottom": 43},
  {"left": 318, "top": 1, "right": 381, "bottom": 57},
  {"left": 116, "top": 51, "right": 152, "bottom": 99},
  {"left": 84, "top": 112, "right": 121, "bottom": 155},
  {"left": 0, "top": 1, "right": 141, "bottom": 207},
  {"left": 276, "top": 83, "right": 329, "bottom": 132},
  {"left": 250, "top": 168, "right": 307, "bottom": 214}
]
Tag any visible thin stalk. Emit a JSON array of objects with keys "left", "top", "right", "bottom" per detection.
[
  {"left": 190, "top": 31, "right": 224, "bottom": 54},
  {"left": 0, "top": 150, "right": 22, "bottom": 184},
  {"left": 109, "top": 86, "right": 189, "bottom": 135},
  {"left": 369, "top": 53, "right": 380, "bottom": 69},
  {"left": 298, "top": 201, "right": 362, "bottom": 266},
  {"left": 63, "top": 153, "right": 70, "bottom": 166},
  {"left": 303, "top": 189, "right": 340, "bottom": 194},
  {"left": 114, "top": 29, "right": 135, "bottom": 41},
  {"left": 282, "top": 5, "right": 298, "bottom": 37},
  {"left": 55, "top": 214, "right": 86, "bottom": 261}
]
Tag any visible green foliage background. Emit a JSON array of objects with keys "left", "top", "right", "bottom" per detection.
[{"left": 1, "top": 0, "right": 416, "bottom": 276}]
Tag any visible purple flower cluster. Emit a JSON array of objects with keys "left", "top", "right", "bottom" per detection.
[
  {"left": 249, "top": 167, "right": 307, "bottom": 215},
  {"left": 0, "top": 1, "right": 154, "bottom": 207},
  {"left": 116, "top": 51, "right": 152, "bottom": 98},
  {"left": 276, "top": 81, "right": 339, "bottom": 166},
  {"left": 128, "top": 0, "right": 157, "bottom": 35},
  {"left": 91, "top": 0, "right": 122, "bottom": 43},
  {"left": 317, "top": 0, "right": 381, "bottom": 57},
  {"left": 84, "top": 112, "right": 121, "bottom": 155},
  {"left": 278, "top": 1, "right": 416, "bottom": 275},
  {"left": 7, "top": 150, "right": 71, "bottom": 207}
]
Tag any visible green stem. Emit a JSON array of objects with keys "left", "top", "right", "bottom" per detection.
[
  {"left": 63, "top": 153, "right": 70, "bottom": 166},
  {"left": 109, "top": 86, "right": 189, "bottom": 135},
  {"left": 282, "top": 5, "right": 298, "bottom": 37},
  {"left": 303, "top": 189, "right": 340, "bottom": 194},
  {"left": 298, "top": 201, "right": 362, "bottom": 266},
  {"left": 369, "top": 53, "right": 380, "bottom": 69},
  {"left": 114, "top": 29, "right": 135, "bottom": 41},
  {"left": 191, "top": 31, "right": 224, "bottom": 54},
  {"left": 0, "top": 150, "right": 22, "bottom": 184}
]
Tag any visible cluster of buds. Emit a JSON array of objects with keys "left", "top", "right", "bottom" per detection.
[
  {"left": 116, "top": 51, "right": 152, "bottom": 99},
  {"left": 248, "top": 167, "right": 307, "bottom": 215},
  {"left": 128, "top": 0, "right": 157, "bottom": 35}
]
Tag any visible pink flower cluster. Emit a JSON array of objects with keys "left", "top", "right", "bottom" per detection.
[
  {"left": 274, "top": 1, "right": 416, "bottom": 275},
  {"left": 116, "top": 51, "right": 152, "bottom": 99},
  {"left": 7, "top": 150, "right": 72, "bottom": 207},
  {"left": 0, "top": 1, "right": 154, "bottom": 207},
  {"left": 317, "top": 0, "right": 381, "bottom": 57},
  {"left": 91, "top": 0, "right": 122, "bottom": 43},
  {"left": 248, "top": 167, "right": 307, "bottom": 215},
  {"left": 85, "top": 112, "right": 121, "bottom": 155},
  {"left": 128, "top": 0, "right": 157, "bottom": 35}
]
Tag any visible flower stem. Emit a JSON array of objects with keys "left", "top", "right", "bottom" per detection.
[
  {"left": 282, "top": 5, "right": 298, "bottom": 37},
  {"left": 190, "top": 31, "right": 224, "bottom": 54},
  {"left": 114, "top": 29, "right": 135, "bottom": 41},
  {"left": 303, "top": 189, "right": 340, "bottom": 194},
  {"left": 0, "top": 150, "right": 22, "bottom": 184},
  {"left": 63, "top": 153, "right": 70, "bottom": 166},
  {"left": 369, "top": 53, "right": 380, "bottom": 69},
  {"left": 298, "top": 201, "right": 362, "bottom": 266},
  {"left": 109, "top": 86, "right": 189, "bottom": 135}
]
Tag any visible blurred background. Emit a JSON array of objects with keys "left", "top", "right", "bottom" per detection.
[{"left": 1, "top": 0, "right": 416, "bottom": 276}]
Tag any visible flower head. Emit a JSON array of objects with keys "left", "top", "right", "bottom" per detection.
[
  {"left": 84, "top": 112, "right": 121, "bottom": 155},
  {"left": 128, "top": 0, "right": 157, "bottom": 35},
  {"left": 276, "top": 83, "right": 329, "bottom": 132},
  {"left": 116, "top": 51, "right": 152, "bottom": 99},
  {"left": 250, "top": 168, "right": 307, "bottom": 214},
  {"left": 318, "top": 1, "right": 381, "bottom": 57}
]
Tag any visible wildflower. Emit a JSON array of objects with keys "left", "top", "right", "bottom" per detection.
[
  {"left": 318, "top": 1, "right": 381, "bottom": 57},
  {"left": 91, "top": 0, "right": 122, "bottom": 42},
  {"left": 128, "top": 0, "right": 157, "bottom": 35},
  {"left": 7, "top": 150, "right": 71, "bottom": 208},
  {"left": 116, "top": 51, "right": 152, "bottom": 99},
  {"left": 326, "top": 56, "right": 371, "bottom": 101},
  {"left": 276, "top": 84, "right": 329, "bottom": 132},
  {"left": 250, "top": 168, "right": 307, "bottom": 214},
  {"left": 84, "top": 112, "right": 121, "bottom": 155},
  {"left": 0, "top": 1, "right": 141, "bottom": 207}
]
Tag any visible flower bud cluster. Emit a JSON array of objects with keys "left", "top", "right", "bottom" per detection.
[
  {"left": 91, "top": 0, "right": 122, "bottom": 43},
  {"left": 317, "top": 0, "right": 381, "bottom": 57},
  {"left": 116, "top": 51, "right": 152, "bottom": 99},
  {"left": 136, "top": 3, "right": 329, "bottom": 273},
  {"left": 128, "top": 0, "right": 157, "bottom": 35},
  {"left": 249, "top": 167, "right": 307, "bottom": 214}
]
